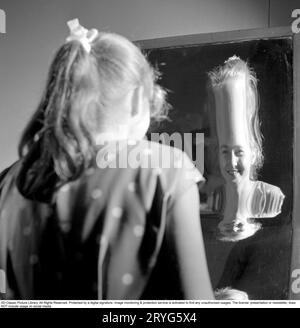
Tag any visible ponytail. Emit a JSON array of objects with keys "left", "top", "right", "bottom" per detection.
[
  {"left": 19, "top": 41, "right": 99, "bottom": 188},
  {"left": 18, "top": 31, "right": 169, "bottom": 199}
]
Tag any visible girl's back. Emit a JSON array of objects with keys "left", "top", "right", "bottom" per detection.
[{"left": 0, "top": 139, "right": 205, "bottom": 299}]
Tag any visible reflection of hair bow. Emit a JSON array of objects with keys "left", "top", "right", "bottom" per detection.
[
  {"left": 66, "top": 18, "right": 98, "bottom": 53},
  {"left": 224, "top": 55, "right": 241, "bottom": 64}
]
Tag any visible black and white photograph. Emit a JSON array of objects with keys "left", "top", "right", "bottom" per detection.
[{"left": 0, "top": 0, "right": 300, "bottom": 314}]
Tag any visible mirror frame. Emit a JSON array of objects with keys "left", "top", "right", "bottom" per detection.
[{"left": 136, "top": 26, "right": 300, "bottom": 300}]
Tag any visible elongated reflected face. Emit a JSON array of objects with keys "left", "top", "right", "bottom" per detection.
[
  {"left": 214, "top": 74, "right": 253, "bottom": 184},
  {"left": 219, "top": 143, "right": 252, "bottom": 184}
]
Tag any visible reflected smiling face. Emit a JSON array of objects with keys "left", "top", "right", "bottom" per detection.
[
  {"left": 213, "top": 73, "right": 254, "bottom": 185},
  {"left": 219, "top": 142, "right": 253, "bottom": 185}
]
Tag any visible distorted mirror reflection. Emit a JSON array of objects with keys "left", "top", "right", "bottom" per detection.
[
  {"left": 144, "top": 36, "right": 293, "bottom": 299},
  {"left": 207, "top": 56, "right": 285, "bottom": 242}
]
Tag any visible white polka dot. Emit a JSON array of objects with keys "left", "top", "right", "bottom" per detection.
[
  {"left": 60, "top": 184, "right": 70, "bottom": 193},
  {"left": 133, "top": 225, "right": 144, "bottom": 237},
  {"left": 143, "top": 148, "right": 152, "bottom": 156},
  {"left": 112, "top": 207, "right": 123, "bottom": 219},
  {"left": 23, "top": 226, "right": 32, "bottom": 236},
  {"left": 91, "top": 189, "right": 103, "bottom": 199},
  {"left": 29, "top": 255, "right": 39, "bottom": 265},
  {"left": 128, "top": 182, "right": 136, "bottom": 192},
  {"left": 122, "top": 273, "right": 134, "bottom": 286}
]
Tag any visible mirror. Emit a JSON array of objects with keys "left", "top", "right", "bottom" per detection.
[{"left": 138, "top": 28, "right": 296, "bottom": 300}]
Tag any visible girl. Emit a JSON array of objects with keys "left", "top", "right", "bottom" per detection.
[
  {"left": 0, "top": 19, "right": 214, "bottom": 300},
  {"left": 207, "top": 57, "right": 284, "bottom": 242}
]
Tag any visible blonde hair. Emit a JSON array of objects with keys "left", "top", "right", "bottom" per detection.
[
  {"left": 18, "top": 32, "right": 169, "bottom": 187},
  {"left": 207, "top": 57, "right": 263, "bottom": 179}
]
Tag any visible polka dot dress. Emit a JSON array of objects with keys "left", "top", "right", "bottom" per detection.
[{"left": 0, "top": 140, "right": 204, "bottom": 299}]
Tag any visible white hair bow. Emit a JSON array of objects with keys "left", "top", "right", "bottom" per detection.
[
  {"left": 224, "top": 55, "right": 241, "bottom": 64},
  {"left": 66, "top": 18, "right": 98, "bottom": 53}
]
